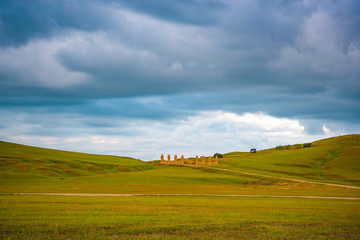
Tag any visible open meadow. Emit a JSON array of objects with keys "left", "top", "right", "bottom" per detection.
[
  {"left": 1, "top": 195, "right": 359, "bottom": 239},
  {"left": 0, "top": 135, "right": 360, "bottom": 239},
  {"left": 219, "top": 134, "right": 360, "bottom": 187}
]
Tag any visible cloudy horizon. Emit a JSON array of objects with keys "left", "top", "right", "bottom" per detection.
[{"left": 0, "top": 0, "right": 359, "bottom": 160}]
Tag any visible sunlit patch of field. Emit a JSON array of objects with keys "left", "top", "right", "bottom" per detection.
[
  {"left": 0, "top": 195, "right": 359, "bottom": 240},
  {"left": 0, "top": 141, "right": 154, "bottom": 179},
  {"left": 217, "top": 134, "right": 360, "bottom": 186}
]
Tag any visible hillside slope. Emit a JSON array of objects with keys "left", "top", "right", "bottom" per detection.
[
  {"left": 0, "top": 137, "right": 359, "bottom": 197},
  {"left": 0, "top": 141, "right": 154, "bottom": 178},
  {"left": 219, "top": 134, "right": 360, "bottom": 186},
  {"left": 0, "top": 140, "right": 295, "bottom": 195}
]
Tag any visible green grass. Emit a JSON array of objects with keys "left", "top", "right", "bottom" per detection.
[
  {"left": 218, "top": 134, "right": 360, "bottom": 186},
  {"left": 0, "top": 136, "right": 360, "bottom": 239},
  {"left": 0, "top": 195, "right": 359, "bottom": 239},
  {"left": 1, "top": 138, "right": 360, "bottom": 197},
  {"left": 0, "top": 140, "right": 154, "bottom": 178},
  {"left": 3, "top": 165, "right": 360, "bottom": 197}
]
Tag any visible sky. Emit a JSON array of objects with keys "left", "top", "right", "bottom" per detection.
[{"left": 0, "top": 0, "right": 359, "bottom": 160}]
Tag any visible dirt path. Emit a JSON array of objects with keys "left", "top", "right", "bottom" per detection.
[
  {"left": 1, "top": 193, "right": 359, "bottom": 200},
  {"left": 185, "top": 165, "right": 360, "bottom": 190}
]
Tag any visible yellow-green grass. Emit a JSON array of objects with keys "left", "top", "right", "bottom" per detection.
[
  {"left": 0, "top": 195, "right": 359, "bottom": 239},
  {"left": 1, "top": 140, "right": 360, "bottom": 197},
  {"left": 216, "top": 134, "right": 360, "bottom": 186},
  {"left": 0, "top": 140, "right": 154, "bottom": 178},
  {"left": 2, "top": 166, "right": 360, "bottom": 197},
  {"left": 1, "top": 138, "right": 360, "bottom": 239}
]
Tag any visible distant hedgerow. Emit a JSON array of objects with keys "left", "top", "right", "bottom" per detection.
[
  {"left": 276, "top": 143, "right": 312, "bottom": 150},
  {"left": 303, "top": 143, "right": 312, "bottom": 148}
]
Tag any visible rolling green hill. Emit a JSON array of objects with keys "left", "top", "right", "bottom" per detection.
[
  {"left": 0, "top": 137, "right": 359, "bottom": 240},
  {"left": 0, "top": 136, "right": 359, "bottom": 197},
  {"left": 0, "top": 140, "right": 154, "bottom": 178},
  {"left": 218, "top": 134, "right": 360, "bottom": 186},
  {"left": 0, "top": 140, "right": 278, "bottom": 195}
]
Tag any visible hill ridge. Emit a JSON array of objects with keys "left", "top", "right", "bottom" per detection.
[
  {"left": 0, "top": 140, "right": 154, "bottom": 178},
  {"left": 219, "top": 134, "right": 360, "bottom": 186}
]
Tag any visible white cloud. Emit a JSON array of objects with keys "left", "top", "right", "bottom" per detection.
[
  {"left": 322, "top": 125, "right": 331, "bottom": 135},
  {"left": 1, "top": 110, "right": 347, "bottom": 161},
  {"left": 0, "top": 36, "right": 90, "bottom": 88},
  {"left": 0, "top": 7, "right": 226, "bottom": 94},
  {"left": 273, "top": 10, "right": 360, "bottom": 78}
]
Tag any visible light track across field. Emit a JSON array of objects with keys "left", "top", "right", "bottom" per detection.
[
  {"left": 1, "top": 193, "right": 359, "bottom": 200},
  {"left": 183, "top": 165, "right": 360, "bottom": 190}
]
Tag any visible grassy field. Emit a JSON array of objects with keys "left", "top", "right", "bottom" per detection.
[
  {"left": 0, "top": 135, "right": 359, "bottom": 239},
  {"left": 1, "top": 139, "right": 360, "bottom": 197},
  {"left": 0, "top": 140, "right": 154, "bottom": 178},
  {"left": 0, "top": 195, "right": 359, "bottom": 239},
  {"left": 219, "top": 134, "right": 360, "bottom": 186}
]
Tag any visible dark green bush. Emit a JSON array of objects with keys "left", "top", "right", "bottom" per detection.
[
  {"left": 213, "top": 153, "right": 223, "bottom": 158},
  {"left": 277, "top": 143, "right": 312, "bottom": 150}
]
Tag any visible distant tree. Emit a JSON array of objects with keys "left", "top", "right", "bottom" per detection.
[
  {"left": 250, "top": 148, "right": 256, "bottom": 153},
  {"left": 213, "top": 153, "right": 223, "bottom": 158},
  {"left": 303, "top": 143, "right": 312, "bottom": 148}
]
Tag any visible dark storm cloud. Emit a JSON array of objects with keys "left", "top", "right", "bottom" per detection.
[
  {"left": 0, "top": 0, "right": 112, "bottom": 47},
  {"left": 0, "top": 0, "right": 225, "bottom": 47},
  {"left": 0, "top": 0, "right": 359, "bottom": 126},
  {"left": 113, "top": 0, "right": 226, "bottom": 26}
]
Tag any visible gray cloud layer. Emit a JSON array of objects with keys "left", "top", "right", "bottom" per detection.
[{"left": 0, "top": 0, "right": 359, "bottom": 156}]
